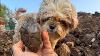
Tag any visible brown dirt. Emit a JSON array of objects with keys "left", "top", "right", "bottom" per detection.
[
  {"left": 70, "top": 12, "right": 100, "bottom": 56},
  {"left": 0, "top": 30, "right": 14, "bottom": 56}
]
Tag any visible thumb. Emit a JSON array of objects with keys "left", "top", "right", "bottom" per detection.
[
  {"left": 41, "top": 30, "right": 52, "bottom": 49},
  {"left": 12, "top": 40, "right": 23, "bottom": 55}
]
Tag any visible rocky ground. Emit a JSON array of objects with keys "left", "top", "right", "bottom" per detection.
[
  {"left": 0, "top": 12, "right": 100, "bottom": 56},
  {"left": 70, "top": 12, "right": 100, "bottom": 56},
  {"left": 0, "top": 30, "right": 14, "bottom": 56}
]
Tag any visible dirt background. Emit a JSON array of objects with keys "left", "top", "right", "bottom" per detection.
[
  {"left": 70, "top": 12, "right": 100, "bottom": 56},
  {"left": 0, "top": 12, "right": 100, "bottom": 56}
]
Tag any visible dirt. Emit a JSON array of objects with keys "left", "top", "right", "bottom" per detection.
[
  {"left": 0, "top": 30, "right": 14, "bottom": 56},
  {"left": 70, "top": 12, "right": 100, "bottom": 56},
  {"left": 0, "top": 12, "right": 100, "bottom": 56}
]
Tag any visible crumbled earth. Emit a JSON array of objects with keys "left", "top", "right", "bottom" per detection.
[
  {"left": 0, "top": 30, "right": 14, "bottom": 56},
  {"left": 70, "top": 12, "right": 100, "bottom": 56},
  {"left": 0, "top": 12, "right": 100, "bottom": 56}
]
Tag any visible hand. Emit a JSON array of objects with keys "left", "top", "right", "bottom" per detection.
[{"left": 12, "top": 30, "right": 58, "bottom": 56}]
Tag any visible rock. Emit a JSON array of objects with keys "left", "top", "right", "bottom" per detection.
[{"left": 19, "top": 17, "right": 42, "bottom": 52}]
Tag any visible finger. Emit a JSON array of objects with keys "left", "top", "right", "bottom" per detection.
[
  {"left": 41, "top": 30, "right": 52, "bottom": 49},
  {"left": 15, "top": 40, "right": 24, "bottom": 48},
  {"left": 12, "top": 40, "right": 23, "bottom": 55}
]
